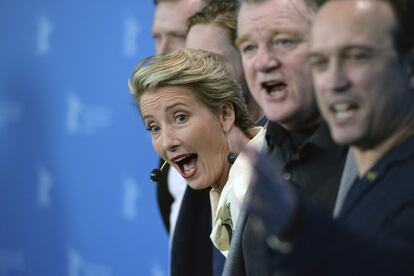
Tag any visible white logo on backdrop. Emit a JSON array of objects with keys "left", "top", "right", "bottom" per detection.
[
  {"left": 37, "top": 15, "right": 54, "bottom": 56},
  {"left": 123, "top": 16, "right": 141, "bottom": 58},
  {"left": 68, "top": 249, "right": 112, "bottom": 276},
  {"left": 0, "top": 102, "right": 22, "bottom": 130},
  {"left": 0, "top": 249, "right": 25, "bottom": 276},
  {"left": 122, "top": 177, "right": 140, "bottom": 220},
  {"left": 37, "top": 166, "right": 54, "bottom": 208},
  {"left": 67, "top": 93, "right": 112, "bottom": 135}
]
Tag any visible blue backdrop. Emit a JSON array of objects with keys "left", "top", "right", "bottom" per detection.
[{"left": 0, "top": 1, "right": 169, "bottom": 275}]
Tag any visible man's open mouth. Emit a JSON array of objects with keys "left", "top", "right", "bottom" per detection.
[
  {"left": 261, "top": 80, "right": 287, "bottom": 95},
  {"left": 330, "top": 102, "right": 358, "bottom": 121}
]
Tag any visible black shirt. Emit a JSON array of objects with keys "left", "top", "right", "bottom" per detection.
[{"left": 266, "top": 122, "right": 347, "bottom": 213}]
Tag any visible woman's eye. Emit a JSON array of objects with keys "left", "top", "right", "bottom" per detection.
[
  {"left": 175, "top": 114, "right": 188, "bottom": 123},
  {"left": 146, "top": 125, "right": 160, "bottom": 134}
]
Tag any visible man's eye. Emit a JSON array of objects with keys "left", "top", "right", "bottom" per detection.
[
  {"left": 346, "top": 51, "right": 371, "bottom": 62},
  {"left": 309, "top": 57, "right": 328, "bottom": 71},
  {"left": 175, "top": 114, "right": 188, "bottom": 123},
  {"left": 240, "top": 44, "right": 256, "bottom": 54},
  {"left": 146, "top": 125, "right": 160, "bottom": 134},
  {"left": 274, "top": 38, "right": 297, "bottom": 48},
  {"left": 172, "top": 33, "right": 186, "bottom": 40},
  {"left": 152, "top": 33, "right": 160, "bottom": 40}
]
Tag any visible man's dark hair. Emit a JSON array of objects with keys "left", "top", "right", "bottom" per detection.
[
  {"left": 187, "top": 1, "right": 239, "bottom": 44},
  {"left": 385, "top": 0, "right": 414, "bottom": 58}
]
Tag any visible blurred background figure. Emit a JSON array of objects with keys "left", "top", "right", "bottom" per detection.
[
  {"left": 152, "top": 0, "right": 205, "bottom": 54},
  {"left": 186, "top": 1, "right": 265, "bottom": 126}
]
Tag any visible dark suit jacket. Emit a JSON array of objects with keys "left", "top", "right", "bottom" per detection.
[
  {"left": 170, "top": 185, "right": 217, "bottom": 276},
  {"left": 224, "top": 134, "right": 414, "bottom": 275}
]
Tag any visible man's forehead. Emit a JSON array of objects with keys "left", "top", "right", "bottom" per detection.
[
  {"left": 237, "top": 0, "right": 313, "bottom": 33},
  {"left": 238, "top": 0, "right": 314, "bottom": 21},
  {"left": 153, "top": 2, "right": 191, "bottom": 31},
  {"left": 315, "top": 0, "right": 395, "bottom": 26},
  {"left": 312, "top": 1, "right": 395, "bottom": 43},
  {"left": 187, "top": 24, "right": 231, "bottom": 48}
]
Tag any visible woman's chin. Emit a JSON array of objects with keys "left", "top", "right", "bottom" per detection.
[{"left": 188, "top": 180, "right": 210, "bottom": 190}]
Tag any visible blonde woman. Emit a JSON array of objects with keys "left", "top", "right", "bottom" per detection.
[{"left": 129, "top": 49, "right": 266, "bottom": 259}]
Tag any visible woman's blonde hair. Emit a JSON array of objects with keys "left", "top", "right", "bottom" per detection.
[{"left": 129, "top": 48, "right": 254, "bottom": 131}]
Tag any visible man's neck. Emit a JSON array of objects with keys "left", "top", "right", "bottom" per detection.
[
  {"left": 280, "top": 112, "right": 322, "bottom": 132},
  {"left": 353, "top": 125, "right": 414, "bottom": 177}
]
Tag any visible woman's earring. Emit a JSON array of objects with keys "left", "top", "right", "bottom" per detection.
[
  {"left": 227, "top": 152, "right": 238, "bottom": 164},
  {"left": 226, "top": 135, "right": 238, "bottom": 164}
]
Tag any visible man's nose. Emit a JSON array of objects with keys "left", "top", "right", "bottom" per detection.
[
  {"left": 325, "top": 60, "right": 350, "bottom": 92},
  {"left": 253, "top": 46, "right": 281, "bottom": 72},
  {"left": 156, "top": 37, "right": 171, "bottom": 54}
]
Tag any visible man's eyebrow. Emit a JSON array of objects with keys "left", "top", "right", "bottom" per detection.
[
  {"left": 152, "top": 27, "right": 186, "bottom": 36},
  {"left": 235, "top": 28, "right": 302, "bottom": 48},
  {"left": 341, "top": 45, "right": 374, "bottom": 52},
  {"left": 212, "top": 52, "right": 226, "bottom": 61},
  {"left": 167, "top": 31, "right": 187, "bottom": 37},
  {"left": 235, "top": 32, "right": 250, "bottom": 49},
  {"left": 307, "top": 51, "right": 322, "bottom": 59},
  {"left": 308, "top": 45, "right": 374, "bottom": 57}
]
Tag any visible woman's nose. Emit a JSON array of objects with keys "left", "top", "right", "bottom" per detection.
[{"left": 160, "top": 126, "right": 181, "bottom": 152}]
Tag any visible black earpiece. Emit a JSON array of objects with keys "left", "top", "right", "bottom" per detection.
[{"left": 150, "top": 161, "right": 168, "bottom": 182}]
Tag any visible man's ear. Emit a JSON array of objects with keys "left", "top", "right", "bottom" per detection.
[{"left": 219, "top": 103, "right": 236, "bottom": 133}]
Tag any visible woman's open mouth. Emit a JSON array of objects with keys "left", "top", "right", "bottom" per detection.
[{"left": 172, "top": 153, "right": 198, "bottom": 179}]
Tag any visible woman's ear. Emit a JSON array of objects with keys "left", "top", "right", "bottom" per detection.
[{"left": 219, "top": 103, "right": 236, "bottom": 133}]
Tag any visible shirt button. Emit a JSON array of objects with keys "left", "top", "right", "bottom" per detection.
[{"left": 283, "top": 171, "right": 292, "bottom": 181}]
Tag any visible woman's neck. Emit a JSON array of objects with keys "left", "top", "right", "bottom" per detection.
[{"left": 227, "top": 126, "right": 254, "bottom": 154}]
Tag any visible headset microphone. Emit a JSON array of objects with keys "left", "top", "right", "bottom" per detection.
[{"left": 150, "top": 161, "right": 168, "bottom": 182}]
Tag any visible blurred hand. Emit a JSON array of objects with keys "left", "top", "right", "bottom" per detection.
[{"left": 243, "top": 146, "right": 298, "bottom": 241}]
